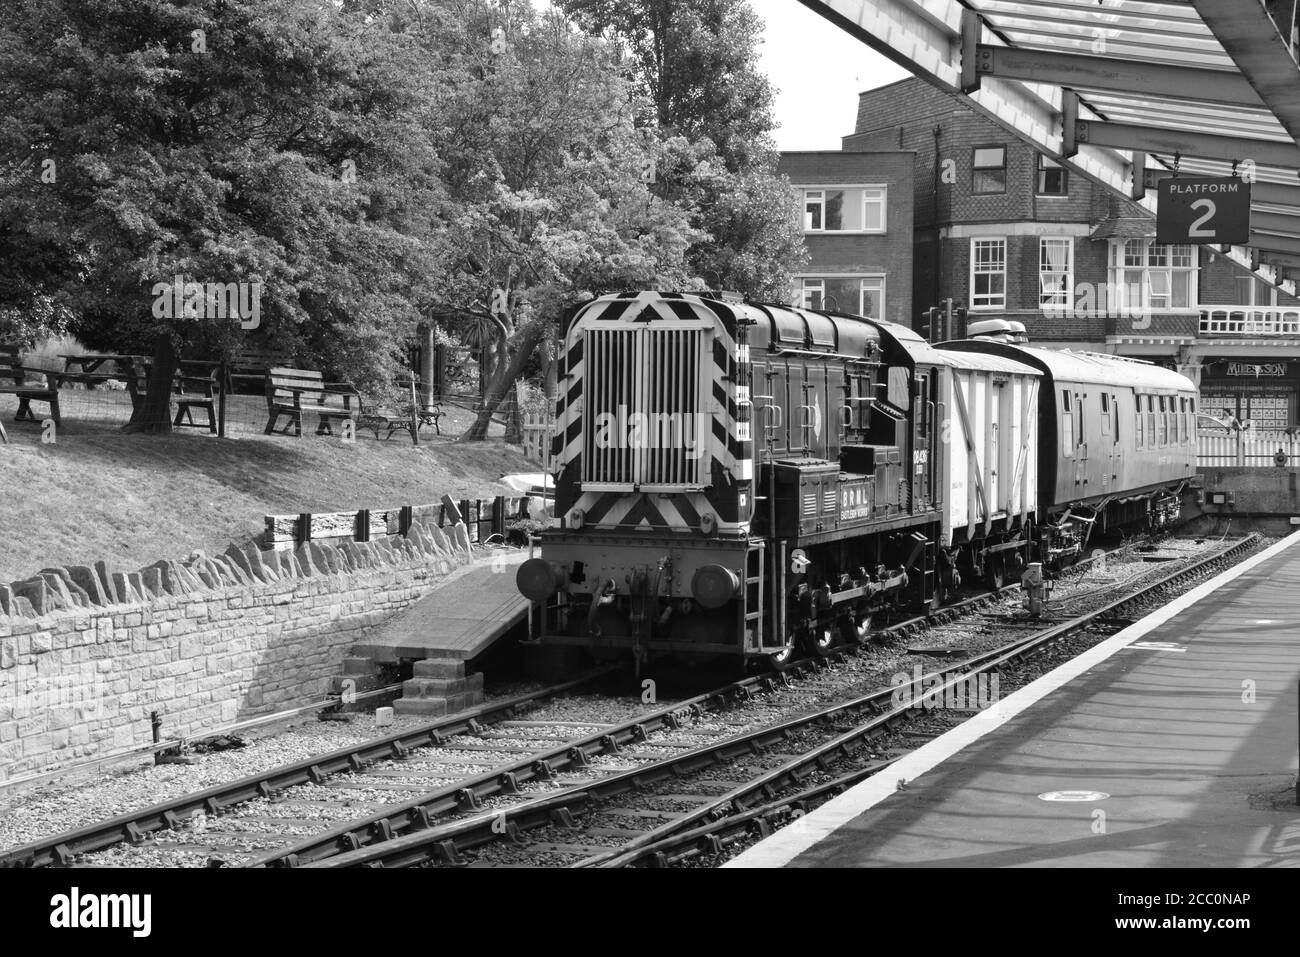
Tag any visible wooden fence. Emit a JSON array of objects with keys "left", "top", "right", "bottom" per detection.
[
  {"left": 521, "top": 411, "right": 552, "bottom": 469},
  {"left": 264, "top": 493, "right": 545, "bottom": 551},
  {"left": 1197, "top": 428, "right": 1300, "bottom": 467}
]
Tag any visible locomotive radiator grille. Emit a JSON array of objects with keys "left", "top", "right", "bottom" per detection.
[{"left": 582, "top": 325, "right": 708, "bottom": 489}]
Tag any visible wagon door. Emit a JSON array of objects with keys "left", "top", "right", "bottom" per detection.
[{"left": 987, "top": 376, "right": 1001, "bottom": 515}]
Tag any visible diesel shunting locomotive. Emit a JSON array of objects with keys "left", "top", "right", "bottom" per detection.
[{"left": 516, "top": 291, "right": 1197, "bottom": 669}]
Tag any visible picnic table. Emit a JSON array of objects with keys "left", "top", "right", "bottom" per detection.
[{"left": 56, "top": 353, "right": 147, "bottom": 385}]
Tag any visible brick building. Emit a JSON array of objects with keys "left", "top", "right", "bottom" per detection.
[
  {"left": 776, "top": 151, "right": 914, "bottom": 328},
  {"left": 841, "top": 77, "right": 1300, "bottom": 428}
]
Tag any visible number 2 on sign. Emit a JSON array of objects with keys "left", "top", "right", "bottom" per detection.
[{"left": 1188, "top": 198, "right": 1216, "bottom": 239}]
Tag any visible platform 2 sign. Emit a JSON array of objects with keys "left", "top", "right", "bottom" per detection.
[{"left": 1157, "top": 177, "right": 1251, "bottom": 244}]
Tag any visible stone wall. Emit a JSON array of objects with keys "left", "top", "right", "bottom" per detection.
[{"left": 0, "top": 521, "right": 473, "bottom": 781}]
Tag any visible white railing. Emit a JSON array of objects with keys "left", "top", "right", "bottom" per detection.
[
  {"left": 1198, "top": 428, "right": 1300, "bottom": 467},
  {"left": 1199, "top": 306, "right": 1300, "bottom": 337}
]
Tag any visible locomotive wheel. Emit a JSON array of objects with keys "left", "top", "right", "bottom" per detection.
[
  {"left": 805, "top": 625, "right": 837, "bottom": 657},
  {"left": 839, "top": 613, "right": 874, "bottom": 645},
  {"left": 767, "top": 643, "right": 798, "bottom": 671}
]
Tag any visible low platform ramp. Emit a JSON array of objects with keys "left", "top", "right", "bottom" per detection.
[{"left": 352, "top": 551, "right": 529, "bottom": 663}]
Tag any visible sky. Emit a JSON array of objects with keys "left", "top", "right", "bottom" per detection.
[
  {"left": 532, "top": 0, "right": 909, "bottom": 151},
  {"left": 756, "top": 2, "right": 909, "bottom": 150}
]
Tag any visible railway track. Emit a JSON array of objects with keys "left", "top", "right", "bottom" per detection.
[
  {"left": 3, "top": 533, "right": 1251, "bottom": 869},
  {"left": 262, "top": 534, "right": 1258, "bottom": 869},
  {"left": 0, "top": 670, "right": 615, "bottom": 868}
]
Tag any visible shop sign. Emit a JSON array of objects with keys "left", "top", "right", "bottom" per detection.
[{"left": 1225, "top": 362, "right": 1287, "bottom": 377}]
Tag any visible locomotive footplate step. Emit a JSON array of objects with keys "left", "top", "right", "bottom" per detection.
[{"left": 727, "top": 532, "right": 1300, "bottom": 869}]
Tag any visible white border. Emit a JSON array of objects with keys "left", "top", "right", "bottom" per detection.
[{"left": 724, "top": 530, "right": 1300, "bottom": 868}]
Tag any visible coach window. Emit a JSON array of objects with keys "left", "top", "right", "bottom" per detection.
[
  {"left": 1100, "top": 394, "right": 1111, "bottom": 436},
  {"left": 1179, "top": 397, "right": 1188, "bottom": 442},
  {"left": 1157, "top": 396, "right": 1168, "bottom": 445},
  {"left": 1061, "top": 390, "right": 1074, "bottom": 455},
  {"left": 1147, "top": 396, "right": 1157, "bottom": 447},
  {"left": 1135, "top": 394, "right": 1144, "bottom": 447}
]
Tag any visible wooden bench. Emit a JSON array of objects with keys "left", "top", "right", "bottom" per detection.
[
  {"left": 229, "top": 344, "right": 295, "bottom": 393},
  {"left": 0, "top": 345, "right": 60, "bottom": 425},
  {"left": 172, "top": 363, "right": 219, "bottom": 433},
  {"left": 264, "top": 368, "right": 361, "bottom": 437}
]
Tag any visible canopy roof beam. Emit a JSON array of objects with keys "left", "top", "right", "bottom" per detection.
[
  {"left": 975, "top": 45, "right": 1262, "bottom": 107},
  {"left": 797, "top": 0, "right": 1296, "bottom": 297},
  {"left": 1075, "top": 119, "right": 1300, "bottom": 169},
  {"left": 1190, "top": 0, "right": 1300, "bottom": 144},
  {"left": 1143, "top": 169, "right": 1300, "bottom": 208}
]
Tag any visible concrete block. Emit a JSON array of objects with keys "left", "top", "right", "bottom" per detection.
[
  {"left": 341, "top": 656, "right": 375, "bottom": 675},
  {"left": 412, "top": 659, "right": 465, "bottom": 678}
]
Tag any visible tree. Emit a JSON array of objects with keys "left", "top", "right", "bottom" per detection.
[
  {"left": 560, "top": 0, "right": 775, "bottom": 170},
  {"left": 0, "top": 0, "right": 451, "bottom": 431},
  {"left": 407, "top": 2, "right": 702, "bottom": 442},
  {"left": 560, "top": 0, "right": 806, "bottom": 300}
]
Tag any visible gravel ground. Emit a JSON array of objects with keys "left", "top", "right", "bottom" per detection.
[
  {"left": 2, "top": 535, "right": 1254, "bottom": 868},
  {"left": 0, "top": 687, "right": 567, "bottom": 853}
]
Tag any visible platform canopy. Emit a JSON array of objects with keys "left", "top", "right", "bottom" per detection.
[{"left": 799, "top": 0, "right": 1300, "bottom": 295}]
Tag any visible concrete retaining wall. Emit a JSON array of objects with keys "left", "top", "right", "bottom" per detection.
[{"left": 1198, "top": 467, "right": 1300, "bottom": 521}]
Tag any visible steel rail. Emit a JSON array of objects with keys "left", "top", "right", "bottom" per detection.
[
  {"left": 247, "top": 657, "right": 843, "bottom": 867},
  {"left": 249, "top": 556, "right": 1077, "bottom": 868},
  {"left": 0, "top": 669, "right": 614, "bottom": 868},
  {"left": 617, "top": 765, "right": 898, "bottom": 868},
  {"left": 311, "top": 533, "right": 1257, "bottom": 868},
  {"left": 583, "top": 532, "right": 1260, "bottom": 869}
]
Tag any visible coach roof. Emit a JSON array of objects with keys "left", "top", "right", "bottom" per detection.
[
  {"left": 940, "top": 341, "right": 1193, "bottom": 392},
  {"left": 862, "top": 317, "right": 1041, "bottom": 378}
]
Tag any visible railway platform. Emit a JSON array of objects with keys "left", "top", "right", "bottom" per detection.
[{"left": 728, "top": 533, "right": 1300, "bottom": 868}]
